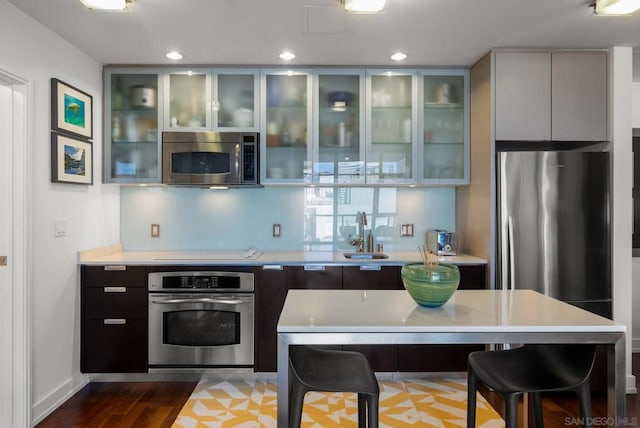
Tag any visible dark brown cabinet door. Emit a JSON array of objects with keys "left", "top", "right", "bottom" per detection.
[
  {"left": 255, "top": 267, "right": 288, "bottom": 372},
  {"left": 343, "top": 265, "right": 400, "bottom": 372},
  {"left": 81, "top": 265, "right": 148, "bottom": 373},
  {"left": 286, "top": 265, "right": 342, "bottom": 289},
  {"left": 398, "top": 264, "right": 486, "bottom": 372}
]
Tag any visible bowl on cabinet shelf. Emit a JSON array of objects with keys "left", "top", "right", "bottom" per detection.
[{"left": 401, "top": 262, "right": 460, "bottom": 307}]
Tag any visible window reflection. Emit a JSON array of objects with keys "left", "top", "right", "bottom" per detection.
[{"left": 304, "top": 187, "right": 397, "bottom": 251}]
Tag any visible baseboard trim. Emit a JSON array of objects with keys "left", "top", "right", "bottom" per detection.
[{"left": 31, "top": 372, "right": 89, "bottom": 426}]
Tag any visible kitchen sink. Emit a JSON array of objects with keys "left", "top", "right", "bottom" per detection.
[{"left": 343, "top": 252, "right": 389, "bottom": 260}]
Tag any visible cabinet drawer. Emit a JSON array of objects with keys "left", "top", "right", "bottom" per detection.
[
  {"left": 84, "top": 287, "right": 147, "bottom": 319},
  {"left": 286, "top": 266, "right": 342, "bottom": 289},
  {"left": 81, "top": 319, "right": 147, "bottom": 373},
  {"left": 83, "top": 265, "right": 146, "bottom": 288}
]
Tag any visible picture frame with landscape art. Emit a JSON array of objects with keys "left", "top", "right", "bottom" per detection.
[
  {"left": 51, "top": 78, "right": 93, "bottom": 140},
  {"left": 51, "top": 132, "right": 93, "bottom": 185}
]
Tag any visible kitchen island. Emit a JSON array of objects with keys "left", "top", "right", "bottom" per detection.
[{"left": 276, "top": 289, "right": 627, "bottom": 427}]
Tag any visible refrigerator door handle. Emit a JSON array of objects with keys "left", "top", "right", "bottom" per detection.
[{"left": 507, "top": 215, "right": 515, "bottom": 290}]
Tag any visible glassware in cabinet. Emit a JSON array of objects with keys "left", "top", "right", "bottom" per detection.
[
  {"left": 261, "top": 71, "right": 312, "bottom": 183},
  {"left": 164, "top": 69, "right": 211, "bottom": 130},
  {"left": 421, "top": 71, "right": 469, "bottom": 183},
  {"left": 366, "top": 71, "right": 417, "bottom": 184},
  {"left": 314, "top": 71, "right": 364, "bottom": 184},
  {"left": 214, "top": 70, "right": 259, "bottom": 130},
  {"left": 105, "top": 71, "right": 161, "bottom": 183}
]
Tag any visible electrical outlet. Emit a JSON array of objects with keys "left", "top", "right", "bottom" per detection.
[
  {"left": 400, "top": 224, "right": 414, "bottom": 237},
  {"left": 151, "top": 224, "right": 160, "bottom": 237},
  {"left": 273, "top": 224, "right": 281, "bottom": 238}
]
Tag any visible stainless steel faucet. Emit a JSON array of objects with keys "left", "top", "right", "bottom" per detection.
[{"left": 348, "top": 211, "right": 368, "bottom": 252}]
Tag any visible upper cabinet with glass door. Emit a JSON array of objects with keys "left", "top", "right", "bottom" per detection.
[
  {"left": 420, "top": 70, "right": 469, "bottom": 184},
  {"left": 105, "top": 69, "right": 162, "bottom": 183},
  {"left": 163, "top": 68, "right": 259, "bottom": 131},
  {"left": 314, "top": 70, "right": 365, "bottom": 185},
  {"left": 261, "top": 70, "right": 312, "bottom": 184},
  {"left": 366, "top": 70, "right": 417, "bottom": 185}
]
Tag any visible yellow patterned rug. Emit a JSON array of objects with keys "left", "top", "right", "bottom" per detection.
[{"left": 172, "top": 376, "right": 504, "bottom": 427}]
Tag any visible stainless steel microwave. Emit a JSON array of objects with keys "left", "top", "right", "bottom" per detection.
[{"left": 162, "top": 131, "right": 259, "bottom": 186}]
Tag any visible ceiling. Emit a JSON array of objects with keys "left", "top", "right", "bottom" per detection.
[{"left": 7, "top": 0, "right": 640, "bottom": 73}]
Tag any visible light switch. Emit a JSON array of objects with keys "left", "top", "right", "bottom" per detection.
[
  {"left": 400, "top": 224, "right": 414, "bottom": 237},
  {"left": 273, "top": 224, "right": 281, "bottom": 238},
  {"left": 54, "top": 218, "right": 67, "bottom": 238},
  {"left": 151, "top": 224, "right": 160, "bottom": 237}
]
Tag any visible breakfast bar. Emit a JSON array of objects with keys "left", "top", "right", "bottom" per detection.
[{"left": 276, "top": 289, "right": 627, "bottom": 427}]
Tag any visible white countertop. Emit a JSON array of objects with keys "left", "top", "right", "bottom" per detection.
[
  {"left": 277, "top": 289, "right": 624, "bottom": 334},
  {"left": 78, "top": 244, "right": 487, "bottom": 266}
]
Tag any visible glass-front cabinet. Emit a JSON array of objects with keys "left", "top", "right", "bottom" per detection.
[
  {"left": 314, "top": 70, "right": 365, "bottom": 184},
  {"left": 105, "top": 69, "right": 162, "bottom": 183},
  {"left": 420, "top": 70, "right": 469, "bottom": 184},
  {"left": 366, "top": 70, "right": 417, "bottom": 185},
  {"left": 261, "top": 70, "right": 312, "bottom": 184},
  {"left": 163, "top": 68, "right": 259, "bottom": 131}
]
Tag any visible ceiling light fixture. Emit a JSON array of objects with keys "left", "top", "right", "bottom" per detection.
[
  {"left": 342, "top": 0, "right": 388, "bottom": 13},
  {"left": 166, "top": 51, "right": 183, "bottom": 60},
  {"left": 592, "top": 0, "right": 640, "bottom": 15},
  {"left": 80, "top": 0, "right": 127, "bottom": 10},
  {"left": 390, "top": 52, "right": 407, "bottom": 61},
  {"left": 279, "top": 51, "right": 296, "bottom": 61}
]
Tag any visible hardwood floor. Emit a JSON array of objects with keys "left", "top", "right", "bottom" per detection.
[{"left": 37, "top": 354, "right": 640, "bottom": 427}]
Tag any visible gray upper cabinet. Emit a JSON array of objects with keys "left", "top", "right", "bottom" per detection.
[
  {"left": 495, "top": 52, "right": 551, "bottom": 141},
  {"left": 551, "top": 52, "right": 608, "bottom": 142},
  {"left": 494, "top": 50, "right": 608, "bottom": 142}
]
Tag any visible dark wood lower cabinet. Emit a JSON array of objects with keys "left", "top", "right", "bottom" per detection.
[
  {"left": 82, "top": 319, "right": 147, "bottom": 373},
  {"left": 255, "top": 263, "right": 488, "bottom": 374}
]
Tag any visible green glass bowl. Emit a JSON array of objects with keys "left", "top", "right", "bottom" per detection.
[{"left": 401, "top": 262, "right": 460, "bottom": 307}]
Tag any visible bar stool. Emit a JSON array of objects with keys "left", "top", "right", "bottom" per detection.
[
  {"left": 467, "top": 344, "right": 597, "bottom": 428},
  {"left": 288, "top": 345, "right": 379, "bottom": 428}
]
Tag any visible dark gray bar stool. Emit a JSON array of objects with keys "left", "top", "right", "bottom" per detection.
[
  {"left": 467, "top": 344, "right": 597, "bottom": 428},
  {"left": 288, "top": 345, "right": 379, "bottom": 428}
]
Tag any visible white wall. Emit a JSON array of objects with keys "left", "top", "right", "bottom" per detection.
[{"left": 0, "top": 1, "right": 120, "bottom": 424}]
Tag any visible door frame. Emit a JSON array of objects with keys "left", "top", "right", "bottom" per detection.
[{"left": 0, "top": 68, "right": 32, "bottom": 428}]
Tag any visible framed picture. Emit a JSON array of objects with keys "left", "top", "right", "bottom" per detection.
[
  {"left": 51, "top": 78, "right": 93, "bottom": 140},
  {"left": 51, "top": 132, "right": 93, "bottom": 185}
]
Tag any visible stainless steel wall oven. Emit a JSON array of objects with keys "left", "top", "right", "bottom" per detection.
[{"left": 148, "top": 271, "right": 254, "bottom": 369}]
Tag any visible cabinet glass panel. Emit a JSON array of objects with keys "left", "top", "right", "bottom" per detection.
[
  {"left": 216, "top": 73, "right": 256, "bottom": 129},
  {"left": 422, "top": 75, "right": 465, "bottom": 180},
  {"left": 109, "top": 73, "right": 159, "bottom": 181},
  {"left": 167, "top": 71, "right": 208, "bottom": 129},
  {"left": 369, "top": 74, "right": 413, "bottom": 183},
  {"left": 264, "top": 73, "right": 309, "bottom": 182},
  {"left": 316, "top": 73, "right": 363, "bottom": 184}
]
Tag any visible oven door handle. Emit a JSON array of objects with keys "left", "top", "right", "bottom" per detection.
[{"left": 150, "top": 297, "right": 250, "bottom": 305}]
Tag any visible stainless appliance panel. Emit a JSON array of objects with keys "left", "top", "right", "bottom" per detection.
[
  {"left": 148, "top": 293, "right": 254, "bottom": 367},
  {"left": 496, "top": 151, "right": 611, "bottom": 307}
]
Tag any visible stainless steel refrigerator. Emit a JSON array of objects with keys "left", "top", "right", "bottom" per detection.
[{"left": 496, "top": 151, "right": 611, "bottom": 318}]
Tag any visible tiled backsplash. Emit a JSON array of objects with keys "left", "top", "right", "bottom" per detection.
[{"left": 120, "top": 186, "right": 455, "bottom": 251}]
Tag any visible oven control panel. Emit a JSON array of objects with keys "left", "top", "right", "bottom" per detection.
[{"left": 148, "top": 271, "right": 254, "bottom": 292}]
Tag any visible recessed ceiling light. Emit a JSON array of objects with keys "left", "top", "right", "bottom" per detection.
[
  {"left": 342, "top": 0, "right": 388, "bottom": 13},
  {"left": 80, "top": 0, "right": 127, "bottom": 10},
  {"left": 390, "top": 52, "right": 407, "bottom": 61},
  {"left": 279, "top": 51, "right": 296, "bottom": 61},
  {"left": 166, "top": 51, "right": 183, "bottom": 61},
  {"left": 593, "top": 0, "right": 640, "bottom": 15}
]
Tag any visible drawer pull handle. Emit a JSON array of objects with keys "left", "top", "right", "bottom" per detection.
[
  {"left": 359, "top": 265, "right": 381, "bottom": 271},
  {"left": 262, "top": 265, "right": 283, "bottom": 271},
  {"left": 104, "top": 265, "right": 126, "bottom": 271},
  {"left": 103, "top": 319, "right": 126, "bottom": 325},
  {"left": 303, "top": 264, "right": 326, "bottom": 271},
  {"left": 104, "top": 287, "right": 126, "bottom": 293}
]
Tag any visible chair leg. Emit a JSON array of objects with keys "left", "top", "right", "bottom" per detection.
[
  {"left": 504, "top": 393, "right": 519, "bottom": 428},
  {"left": 367, "top": 392, "right": 379, "bottom": 428},
  {"left": 467, "top": 368, "right": 478, "bottom": 428},
  {"left": 358, "top": 393, "right": 366, "bottom": 427},
  {"left": 531, "top": 392, "right": 543, "bottom": 428},
  {"left": 288, "top": 382, "right": 306, "bottom": 428},
  {"left": 576, "top": 382, "right": 593, "bottom": 428}
]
